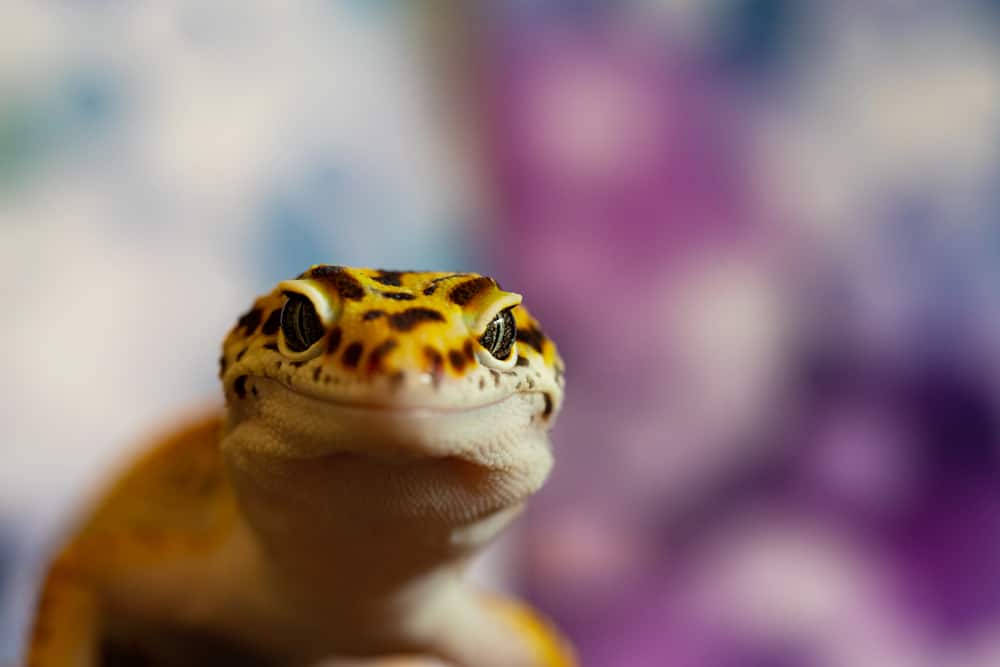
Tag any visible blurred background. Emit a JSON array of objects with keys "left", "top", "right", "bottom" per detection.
[{"left": 5, "top": 2, "right": 1000, "bottom": 665}]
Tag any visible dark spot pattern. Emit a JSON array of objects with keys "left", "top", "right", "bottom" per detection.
[
  {"left": 235, "top": 348, "right": 247, "bottom": 362},
  {"left": 448, "top": 277, "right": 494, "bottom": 305},
  {"left": 367, "top": 338, "right": 398, "bottom": 373},
  {"left": 421, "top": 273, "right": 468, "bottom": 296},
  {"left": 490, "top": 369, "right": 501, "bottom": 386},
  {"left": 516, "top": 326, "right": 547, "bottom": 353},
  {"left": 308, "top": 265, "right": 366, "bottom": 300},
  {"left": 424, "top": 346, "right": 443, "bottom": 369},
  {"left": 388, "top": 307, "right": 445, "bottom": 331},
  {"left": 379, "top": 291, "right": 416, "bottom": 301},
  {"left": 372, "top": 270, "right": 406, "bottom": 287},
  {"left": 263, "top": 343, "right": 279, "bottom": 352},
  {"left": 326, "top": 326, "right": 342, "bottom": 354},
  {"left": 515, "top": 356, "right": 531, "bottom": 367},
  {"left": 424, "top": 346, "right": 444, "bottom": 385},
  {"left": 237, "top": 308, "right": 263, "bottom": 335},
  {"left": 448, "top": 349, "right": 467, "bottom": 373},
  {"left": 234, "top": 375, "right": 248, "bottom": 399},
  {"left": 342, "top": 342, "right": 364, "bottom": 368},
  {"left": 463, "top": 340, "right": 476, "bottom": 362},
  {"left": 261, "top": 309, "right": 282, "bottom": 336},
  {"left": 313, "top": 367, "right": 322, "bottom": 381},
  {"left": 362, "top": 309, "right": 385, "bottom": 321}
]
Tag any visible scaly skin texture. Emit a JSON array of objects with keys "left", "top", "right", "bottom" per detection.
[{"left": 26, "top": 266, "right": 572, "bottom": 667}]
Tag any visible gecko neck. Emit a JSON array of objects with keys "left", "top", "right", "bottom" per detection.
[{"left": 220, "top": 425, "right": 523, "bottom": 628}]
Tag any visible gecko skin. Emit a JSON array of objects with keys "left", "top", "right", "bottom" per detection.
[{"left": 26, "top": 266, "right": 572, "bottom": 667}]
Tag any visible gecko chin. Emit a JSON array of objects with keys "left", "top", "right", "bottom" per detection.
[{"left": 221, "top": 376, "right": 556, "bottom": 522}]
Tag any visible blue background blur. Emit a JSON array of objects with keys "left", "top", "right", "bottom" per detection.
[{"left": 5, "top": 2, "right": 1000, "bottom": 666}]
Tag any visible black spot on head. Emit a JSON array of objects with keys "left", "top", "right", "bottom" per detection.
[
  {"left": 342, "top": 342, "right": 364, "bottom": 368},
  {"left": 424, "top": 346, "right": 443, "bottom": 369},
  {"left": 251, "top": 385, "right": 258, "bottom": 397},
  {"left": 421, "top": 273, "right": 472, "bottom": 296},
  {"left": 463, "top": 340, "right": 476, "bottom": 362},
  {"left": 516, "top": 326, "right": 546, "bottom": 353},
  {"left": 372, "top": 270, "right": 406, "bottom": 287},
  {"left": 516, "top": 355, "right": 531, "bottom": 367},
  {"left": 448, "top": 349, "right": 467, "bottom": 373},
  {"left": 263, "top": 343, "right": 279, "bottom": 352},
  {"left": 313, "top": 366, "right": 322, "bottom": 381},
  {"left": 367, "top": 338, "right": 398, "bottom": 373},
  {"left": 363, "top": 309, "right": 386, "bottom": 321},
  {"left": 424, "top": 346, "right": 444, "bottom": 385},
  {"left": 326, "top": 326, "right": 342, "bottom": 354},
  {"left": 490, "top": 369, "right": 501, "bottom": 386},
  {"left": 448, "top": 276, "right": 495, "bottom": 306},
  {"left": 235, "top": 348, "right": 248, "bottom": 362},
  {"left": 388, "top": 307, "right": 446, "bottom": 332},
  {"left": 261, "top": 309, "right": 282, "bottom": 336},
  {"left": 308, "top": 265, "right": 366, "bottom": 301},
  {"left": 289, "top": 360, "right": 305, "bottom": 368},
  {"left": 233, "top": 375, "right": 248, "bottom": 399},
  {"left": 237, "top": 308, "right": 263, "bottom": 335},
  {"left": 379, "top": 291, "right": 416, "bottom": 301},
  {"left": 542, "top": 394, "right": 554, "bottom": 418}
]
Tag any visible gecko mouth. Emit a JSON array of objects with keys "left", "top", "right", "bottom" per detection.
[
  {"left": 229, "top": 375, "right": 552, "bottom": 467},
  {"left": 275, "top": 379, "right": 520, "bottom": 415}
]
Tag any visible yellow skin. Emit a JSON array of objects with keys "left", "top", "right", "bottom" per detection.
[{"left": 26, "top": 266, "right": 571, "bottom": 667}]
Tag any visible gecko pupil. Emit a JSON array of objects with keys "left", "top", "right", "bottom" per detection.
[
  {"left": 479, "top": 308, "right": 516, "bottom": 360},
  {"left": 281, "top": 294, "right": 324, "bottom": 352}
]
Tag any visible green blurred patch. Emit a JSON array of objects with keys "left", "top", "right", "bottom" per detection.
[
  {"left": 0, "top": 99, "right": 48, "bottom": 188},
  {"left": 0, "top": 73, "right": 119, "bottom": 194}
]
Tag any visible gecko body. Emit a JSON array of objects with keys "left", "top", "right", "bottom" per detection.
[{"left": 26, "top": 266, "right": 571, "bottom": 667}]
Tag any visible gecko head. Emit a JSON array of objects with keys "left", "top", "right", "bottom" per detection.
[{"left": 218, "top": 266, "right": 565, "bottom": 527}]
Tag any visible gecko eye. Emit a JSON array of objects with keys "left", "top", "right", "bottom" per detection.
[
  {"left": 478, "top": 308, "right": 516, "bottom": 361},
  {"left": 281, "top": 293, "right": 325, "bottom": 352}
]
